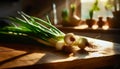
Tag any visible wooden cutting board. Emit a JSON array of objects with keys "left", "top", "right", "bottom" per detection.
[{"left": 0, "top": 37, "right": 120, "bottom": 69}]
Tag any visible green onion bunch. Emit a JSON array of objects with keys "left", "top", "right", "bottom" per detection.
[
  {"left": 0, "top": 11, "right": 92, "bottom": 54},
  {"left": 0, "top": 11, "right": 65, "bottom": 46}
]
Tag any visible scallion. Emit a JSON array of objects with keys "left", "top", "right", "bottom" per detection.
[{"left": 0, "top": 11, "right": 93, "bottom": 54}]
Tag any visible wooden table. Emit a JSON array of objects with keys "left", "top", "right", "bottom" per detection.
[{"left": 0, "top": 36, "right": 120, "bottom": 69}]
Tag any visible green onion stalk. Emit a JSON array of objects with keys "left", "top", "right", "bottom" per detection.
[{"left": 0, "top": 11, "right": 93, "bottom": 54}]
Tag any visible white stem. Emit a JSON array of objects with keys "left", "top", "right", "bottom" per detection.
[
  {"left": 64, "top": 33, "right": 77, "bottom": 46},
  {"left": 55, "top": 40, "right": 65, "bottom": 50}
]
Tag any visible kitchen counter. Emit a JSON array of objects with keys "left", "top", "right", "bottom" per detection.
[{"left": 0, "top": 35, "right": 120, "bottom": 69}]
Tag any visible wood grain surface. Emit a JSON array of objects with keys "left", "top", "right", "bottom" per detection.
[{"left": 0, "top": 37, "right": 120, "bottom": 69}]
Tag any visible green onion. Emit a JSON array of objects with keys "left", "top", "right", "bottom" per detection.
[
  {"left": 0, "top": 11, "right": 65, "bottom": 46},
  {"left": 0, "top": 11, "right": 92, "bottom": 54}
]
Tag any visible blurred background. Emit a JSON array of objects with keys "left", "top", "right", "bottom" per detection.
[
  {"left": 0, "top": 0, "right": 120, "bottom": 43},
  {"left": 0, "top": 0, "right": 113, "bottom": 21},
  {"left": 0, "top": 0, "right": 115, "bottom": 23},
  {"left": 0, "top": 0, "right": 21, "bottom": 17}
]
